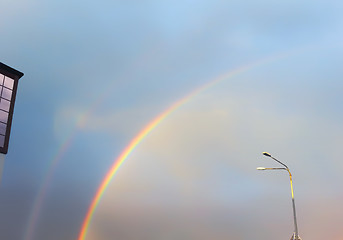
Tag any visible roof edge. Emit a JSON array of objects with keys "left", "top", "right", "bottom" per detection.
[{"left": 0, "top": 62, "right": 24, "bottom": 79}]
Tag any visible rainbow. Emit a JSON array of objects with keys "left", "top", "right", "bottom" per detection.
[
  {"left": 23, "top": 90, "right": 111, "bottom": 240},
  {"left": 24, "top": 133, "right": 76, "bottom": 240},
  {"left": 77, "top": 52, "right": 289, "bottom": 240},
  {"left": 22, "top": 46, "right": 164, "bottom": 240}
]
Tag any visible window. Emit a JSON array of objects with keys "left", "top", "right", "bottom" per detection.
[{"left": 0, "top": 62, "right": 24, "bottom": 153}]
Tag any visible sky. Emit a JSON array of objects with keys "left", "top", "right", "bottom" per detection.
[{"left": 1, "top": 0, "right": 343, "bottom": 239}]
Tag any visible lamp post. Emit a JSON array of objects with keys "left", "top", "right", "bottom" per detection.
[
  {"left": 257, "top": 152, "right": 302, "bottom": 240},
  {"left": 0, "top": 62, "right": 23, "bottom": 182}
]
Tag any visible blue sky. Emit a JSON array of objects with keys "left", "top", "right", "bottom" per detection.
[{"left": 1, "top": 0, "right": 343, "bottom": 239}]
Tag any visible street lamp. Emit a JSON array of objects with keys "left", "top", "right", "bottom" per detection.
[
  {"left": 257, "top": 152, "right": 302, "bottom": 240},
  {"left": 0, "top": 62, "right": 23, "bottom": 182}
]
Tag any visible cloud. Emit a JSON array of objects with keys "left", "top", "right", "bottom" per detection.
[{"left": 4, "top": 0, "right": 343, "bottom": 239}]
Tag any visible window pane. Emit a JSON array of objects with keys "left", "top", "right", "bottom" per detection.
[
  {"left": 1, "top": 88, "right": 12, "bottom": 101},
  {"left": 0, "top": 74, "right": 4, "bottom": 85},
  {"left": 4, "top": 77, "right": 14, "bottom": 89},
  {"left": 0, "top": 135, "right": 4, "bottom": 147},
  {"left": 0, "top": 122, "right": 6, "bottom": 135},
  {"left": 0, "top": 99, "right": 10, "bottom": 112},
  {"left": 0, "top": 110, "right": 8, "bottom": 123}
]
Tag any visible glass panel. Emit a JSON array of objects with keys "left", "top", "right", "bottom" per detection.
[
  {"left": 0, "top": 110, "right": 8, "bottom": 123},
  {"left": 0, "top": 99, "right": 10, "bottom": 112},
  {"left": 1, "top": 88, "right": 12, "bottom": 101},
  {"left": 4, "top": 77, "right": 14, "bottom": 89},
  {"left": 0, "top": 122, "right": 6, "bottom": 135},
  {"left": 0, "top": 135, "right": 4, "bottom": 147},
  {"left": 0, "top": 74, "right": 4, "bottom": 85}
]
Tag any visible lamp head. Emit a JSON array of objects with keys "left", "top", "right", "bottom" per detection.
[
  {"left": 256, "top": 167, "right": 266, "bottom": 170},
  {"left": 262, "top": 152, "right": 272, "bottom": 157}
]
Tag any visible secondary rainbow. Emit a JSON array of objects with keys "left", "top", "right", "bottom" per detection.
[
  {"left": 23, "top": 89, "right": 112, "bottom": 240},
  {"left": 23, "top": 47, "right": 166, "bottom": 240},
  {"left": 77, "top": 54, "right": 284, "bottom": 240},
  {"left": 23, "top": 133, "right": 76, "bottom": 240}
]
